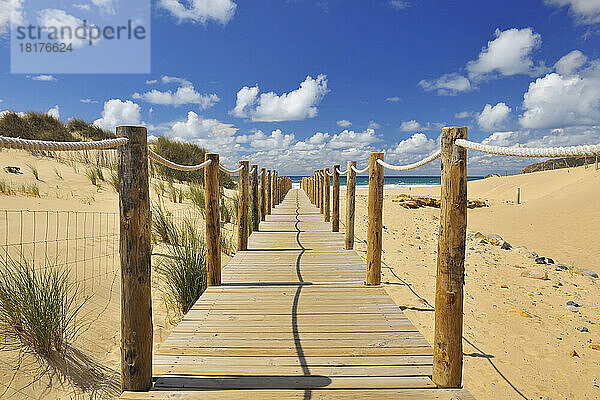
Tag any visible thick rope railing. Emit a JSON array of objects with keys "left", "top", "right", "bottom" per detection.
[
  {"left": 0, "top": 136, "right": 128, "bottom": 151},
  {"left": 148, "top": 149, "right": 212, "bottom": 171},
  {"left": 376, "top": 149, "right": 441, "bottom": 171},
  {"left": 219, "top": 164, "right": 244, "bottom": 174},
  {"left": 455, "top": 139, "right": 600, "bottom": 158},
  {"left": 351, "top": 165, "right": 369, "bottom": 174},
  {"left": 335, "top": 167, "right": 348, "bottom": 174}
]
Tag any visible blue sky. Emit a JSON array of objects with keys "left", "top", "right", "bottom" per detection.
[{"left": 1, "top": 0, "right": 600, "bottom": 175}]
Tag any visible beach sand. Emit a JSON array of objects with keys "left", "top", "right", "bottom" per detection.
[
  {"left": 340, "top": 165, "right": 600, "bottom": 400},
  {"left": 1, "top": 148, "right": 599, "bottom": 399}
]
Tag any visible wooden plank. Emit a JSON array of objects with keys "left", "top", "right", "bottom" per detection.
[
  {"left": 152, "top": 355, "right": 434, "bottom": 366},
  {"left": 153, "top": 375, "right": 436, "bottom": 390},
  {"left": 123, "top": 389, "right": 475, "bottom": 400},
  {"left": 153, "top": 364, "right": 433, "bottom": 377}
]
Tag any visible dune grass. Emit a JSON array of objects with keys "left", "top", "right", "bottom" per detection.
[
  {"left": 187, "top": 185, "right": 205, "bottom": 215},
  {"left": 53, "top": 166, "right": 63, "bottom": 180},
  {"left": 20, "top": 182, "right": 40, "bottom": 197},
  {"left": 0, "top": 257, "right": 82, "bottom": 357},
  {"left": 85, "top": 166, "right": 104, "bottom": 186},
  {"left": 156, "top": 218, "right": 207, "bottom": 318},
  {"left": 0, "top": 179, "right": 15, "bottom": 195},
  {"left": 27, "top": 163, "right": 40, "bottom": 181},
  {"left": 153, "top": 180, "right": 166, "bottom": 198},
  {"left": 109, "top": 168, "right": 119, "bottom": 193},
  {"left": 220, "top": 231, "right": 236, "bottom": 256},
  {"left": 151, "top": 202, "right": 177, "bottom": 245}
]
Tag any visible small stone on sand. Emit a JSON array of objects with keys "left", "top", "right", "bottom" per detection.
[
  {"left": 520, "top": 270, "right": 549, "bottom": 280},
  {"left": 576, "top": 269, "right": 598, "bottom": 279}
]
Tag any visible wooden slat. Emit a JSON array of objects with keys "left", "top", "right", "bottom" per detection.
[
  {"left": 121, "top": 189, "right": 473, "bottom": 399},
  {"left": 122, "top": 389, "right": 475, "bottom": 400}
]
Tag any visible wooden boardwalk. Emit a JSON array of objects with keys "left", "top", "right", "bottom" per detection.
[{"left": 122, "top": 189, "right": 474, "bottom": 399}]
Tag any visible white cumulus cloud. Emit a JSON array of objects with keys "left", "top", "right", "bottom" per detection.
[
  {"left": 336, "top": 120, "right": 352, "bottom": 128},
  {"left": 0, "top": 0, "right": 24, "bottom": 35},
  {"left": 231, "top": 74, "right": 329, "bottom": 122},
  {"left": 554, "top": 50, "right": 588, "bottom": 75},
  {"left": 47, "top": 105, "right": 60, "bottom": 119},
  {"left": 467, "top": 28, "right": 547, "bottom": 80},
  {"left": 170, "top": 111, "right": 237, "bottom": 139},
  {"left": 519, "top": 70, "right": 600, "bottom": 129},
  {"left": 388, "top": 133, "right": 437, "bottom": 156},
  {"left": 389, "top": 1, "right": 411, "bottom": 10},
  {"left": 477, "top": 102, "right": 512, "bottom": 132},
  {"left": 399, "top": 120, "right": 422, "bottom": 132},
  {"left": 30, "top": 75, "right": 57, "bottom": 81},
  {"left": 418, "top": 73, "right": 471, "bottom": 96},
  {"left": 94, "top": 99, "right": 141, "bottom": 131},
  {"left": 133, "top": 77, "right": 219, "bottom": 109},
  {"left": 544, "top": 0, "right": 600, "bottom": 25},
  {"left": 159, "top": 0, "right": 237, "bottom": 25},
  {"left": 328, "top": 128, "right": 380, "bottom": 149},
  {"left": 385, "top": 96, "right": 401, "bottom": 102}
]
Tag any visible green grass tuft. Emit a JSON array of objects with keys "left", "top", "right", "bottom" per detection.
[
  {"left": 156, "top": 218, "right": 207, "bottom": 318},
  {"left": 0, "top": 257, "right": 83, "bottom": 356},
  {"left": 0, "top": 179, "right": 15, "bottom": 195},
  {"left": 20, "top": 182, "right": 40, "bottom": 197},
  {"left": 187, "top": 185, "right": 205, "bottom": 216},
  {"left": 151, "top": 202, "right": 177, "bottom": 244}
]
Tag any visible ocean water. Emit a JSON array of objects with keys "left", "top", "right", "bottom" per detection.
[{"left": 289, "top": 176, "right": 483, "bottom": 190}]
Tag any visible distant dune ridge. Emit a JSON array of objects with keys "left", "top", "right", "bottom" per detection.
[{"left": 522, "top": 155, "right": 599, "bottom": 173}]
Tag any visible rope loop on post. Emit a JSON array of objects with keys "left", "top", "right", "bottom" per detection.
[
  {"left": 455, "top": 139, "right": 600, "bottom": 158},
  {"left": 218, "top": 164, "right": 244, "bottom": 174},
  {"left": 351, "top": 165, "right": 369, "bottom": 174},
  {"left": 148, "top": 149, "right": 212, "bottom": 171},
  {"left": 376, "top": 150, "right": 441, "bottom": 171},
  {"left": 0, "top": 136, "right": 128, "bottom": 151}
]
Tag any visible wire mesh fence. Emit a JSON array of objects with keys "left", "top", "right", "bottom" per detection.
[{"left": 0, "top": 210, "right": 119, "bottom": 296}]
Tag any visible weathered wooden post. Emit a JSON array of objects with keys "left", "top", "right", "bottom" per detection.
[
  {"left": 205, "top": 153, "right": 221, "bottom": 286},
  {"left": 237, "top": 161, "right": 250, "bottom": 251},
  {"left": 118, "top": 125, "right": 152, "bottom": 392},
  {"left": 251, "top": 164, "right": 259, "bottom": 232},
  {"left": 433, "top": 126, "right": 468, "bottom": 388},
  {"left": 366, "top": 152, "right": 384, "bottom": 286},
  {"left": 516, "top": 187, "right": 521, "bottom": 205},
  {"left": 345, "top": 161, "right": 357, "bottom": 250},
  {"left": 324, "top": 169, "right": 331, "bottom": 222},
  {"left": 313, "top": 171, "right": 319, "bottom": 203},
  {"left": 275, "top": 173, "right": 278, "bottom": 204},
  {"left": 260, "top": 168, "right": 266, "bottom": 221},
  {"left": 319, "top": 171, "right": 324, "bottom": 214},
  {"left": 332, "top": 164, "right": 340, "bottom": 232},
  {"left": 274, "top": 172, "right": 278, "bottom": 206},
  {"left": 266, "top": 170, "right": 272, "bottom": 215}
]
